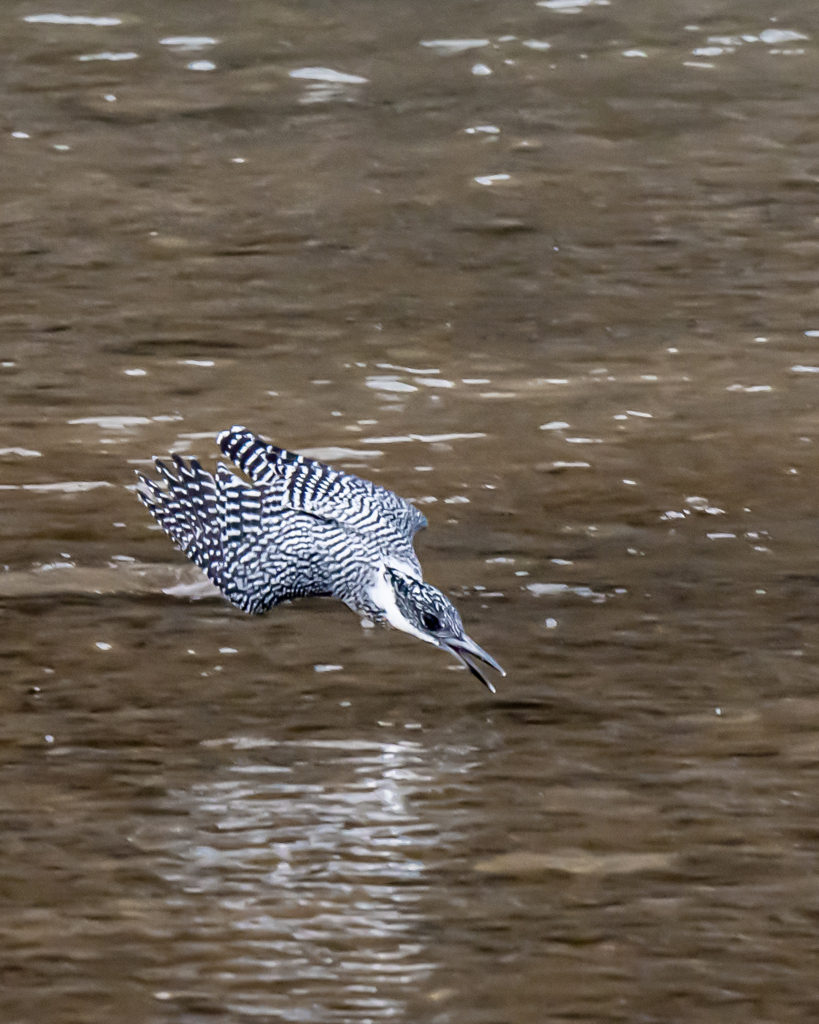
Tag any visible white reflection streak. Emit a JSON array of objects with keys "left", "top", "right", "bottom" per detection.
[
  {"left": 290, "top": 67, "right": 368, "bottom": 106},
  {"left": 152, "top": 735, "right": 459, "bottom": 1020}
]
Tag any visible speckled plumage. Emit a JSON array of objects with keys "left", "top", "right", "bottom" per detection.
[{"left": 136, "top": 425, "right": 504, "bottom": 690}]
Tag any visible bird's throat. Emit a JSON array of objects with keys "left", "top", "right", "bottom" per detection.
[{"left": 366, "top": 569, "right": 435, "bottom": 645}]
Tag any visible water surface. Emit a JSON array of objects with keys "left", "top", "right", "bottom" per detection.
[{"left": 4, "top": 1, "right": 819, "bottom": 1021}]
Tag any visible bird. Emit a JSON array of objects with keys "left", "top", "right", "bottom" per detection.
[{"left": 135, "top": 425, "right": 505, "bottom": 691}]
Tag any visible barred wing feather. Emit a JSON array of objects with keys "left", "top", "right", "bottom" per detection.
[
  {"left": 218, "top": 425, "right": 427, "bottom": 539},
  {"left": 136, "top": 455, "right": 331, "bottom": 614}
]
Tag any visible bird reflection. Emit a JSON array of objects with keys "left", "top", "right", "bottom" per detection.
[{"left": 136, "top": 733, "right": 472, "bottom": 1021}]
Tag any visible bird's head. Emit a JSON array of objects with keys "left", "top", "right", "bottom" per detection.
[{"left": 380, "top": 567, "right": 505, "bottom": 692}]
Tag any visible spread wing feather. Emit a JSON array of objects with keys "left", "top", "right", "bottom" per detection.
[
  {"left": 136, "top": 455, "right": 332, "bottom": 614},
  {"left": 218, "top": 426, "right": 427, "bottom": 540}
]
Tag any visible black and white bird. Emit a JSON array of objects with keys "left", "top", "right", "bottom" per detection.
[{"left": 136, "top": 426, "right": 504, "bottom": 691}]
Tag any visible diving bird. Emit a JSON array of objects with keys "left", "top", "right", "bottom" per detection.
[{"left": 135, "top": 426, "right": 504, "bottom": 691}]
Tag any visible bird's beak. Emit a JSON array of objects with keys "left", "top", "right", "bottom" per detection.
[{"left": 440, "top": 634, "right": 505, "bottom": 693}]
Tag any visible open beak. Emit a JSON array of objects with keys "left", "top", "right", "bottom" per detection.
[{"left": 441, "top": 634, "right": 505, "bottom": 693}]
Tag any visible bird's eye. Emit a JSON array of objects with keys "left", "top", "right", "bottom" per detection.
[{"left": 422, "top": 612, "right": 441, "bottom": 632}]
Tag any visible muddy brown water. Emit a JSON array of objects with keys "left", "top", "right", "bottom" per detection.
[{"left": 3, "top": 1, "right": 819, "bottom": 1022}]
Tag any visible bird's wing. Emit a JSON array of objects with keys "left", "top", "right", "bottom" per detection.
[
  {"left": 137, "top": 455, "right": 332, "bottom": 614},
  {"left": 218, "top": 425, "right": 428, "bottom": 540}
]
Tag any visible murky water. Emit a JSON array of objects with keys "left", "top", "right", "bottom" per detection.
[{"left": 4, "top": 1, "right": 819, "bottom": 1021}]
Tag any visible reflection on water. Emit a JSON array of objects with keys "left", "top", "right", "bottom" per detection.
[
  {"left": 5, "top": 0, "right": 819, "bottom": 1021},
  {"left": 133, "top": 735, "right": 452, "bottom": 1021}
]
